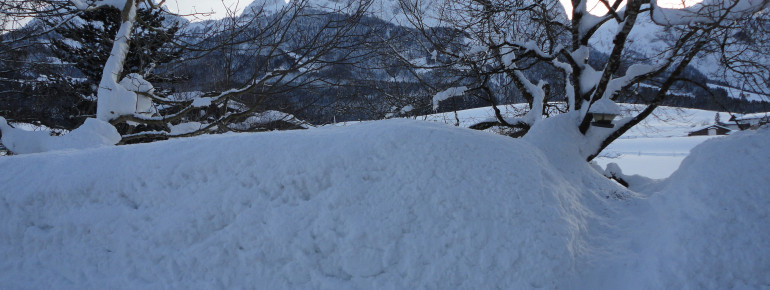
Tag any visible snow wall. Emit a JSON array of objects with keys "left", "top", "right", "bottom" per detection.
[
  {"left": 0, "top": 120, "right": 597, "bottom": 289},
  {"left": 640, "top": 126, "right": 770, "bottom": 289},
  {"left": 0, "top": 119, "right": 768, "bottom": 288}
]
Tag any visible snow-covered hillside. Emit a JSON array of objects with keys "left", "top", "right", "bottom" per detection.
[{"left": 1, "top": 118, "right": 768, "bottom": 288}]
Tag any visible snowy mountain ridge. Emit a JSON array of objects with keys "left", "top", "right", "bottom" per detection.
[{"left": 230, "top": 0, "right": 767, "bottom": 101}]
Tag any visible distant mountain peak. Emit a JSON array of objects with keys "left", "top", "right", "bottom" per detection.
[{"left": 242, "top": 0, "right": 289, "bottom": 16}]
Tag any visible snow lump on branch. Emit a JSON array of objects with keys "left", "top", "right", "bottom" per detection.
[
  {"left": 0, "top": 117, "right": 120, "bottom": 154},
  {"left": 432, "top": 86, "right": 467, "bottom": 110}
]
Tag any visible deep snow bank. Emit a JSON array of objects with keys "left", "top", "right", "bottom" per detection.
[
  {"left": 0, "top": 120, "right": 597, "bottom": 289},
  {"left": 642, "top": 126, "right": 770, "bottom": 289},
  {"left": 4, "top": 118, "right": 766, "bottom": 288},
  {"left": 579, "top": 126, "right": 770, "bottom": 289}
]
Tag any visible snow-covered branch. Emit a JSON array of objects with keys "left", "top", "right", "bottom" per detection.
[{"left": 432, "top": 86, "right": 467, "bottom": 110}]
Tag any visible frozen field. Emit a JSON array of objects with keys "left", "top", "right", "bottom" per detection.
[{"left": 594, "top": 136, "right": 717, "bottom": 179}]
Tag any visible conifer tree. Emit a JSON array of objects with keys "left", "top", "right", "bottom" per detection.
[{"left": 40, "top": 6, "right": 182, "bottom": 125}]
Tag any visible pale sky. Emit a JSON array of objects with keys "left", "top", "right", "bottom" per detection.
[
  {"left": 166, "top": 0, "right": 250, "bottom": 20},
  {"left": 165, "top": 0, "right": 700, "bottom": 21}
]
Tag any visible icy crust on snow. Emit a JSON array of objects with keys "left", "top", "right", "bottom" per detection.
[
  {"left": 0, "top": 120, "right": 597, "bottom": 289},
  {"left": 641, "top": 126, "right": 770, "bottom": 288}
]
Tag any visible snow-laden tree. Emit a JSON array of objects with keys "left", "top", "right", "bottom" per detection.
[
  {"left": 395, "top": 0, "right": 770, "bottom": 160},
  {"left": 43, "top": 5, "right": 182, "bottom": 108},
  {"left": 0, "top": 4, "right": 184, "bottom": 131},
  {"left": 0, "top": 0, "right": 145, "bottom": 154},
  {"left": 96, "top": 0, "right": 373, "bottom": 143},
  {"left": 1, "top": 1, "right": 86, "bottom": 121},
  {"left": 1, "top": 0, "right": 373, "bottom": 152}
]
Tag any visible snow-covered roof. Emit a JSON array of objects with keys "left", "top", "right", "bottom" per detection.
[
  {"left": 688, "top": 124, "right": 731, "bottom": 133},
  {"left": 734, "top": 112, "right": 770, "bottom": 121},
  {"left": 588, "top": 98, "right": 621, "bottom": 115}
]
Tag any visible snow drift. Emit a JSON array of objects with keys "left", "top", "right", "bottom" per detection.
[
  {"left": 0, "top": 119, "right": 768, "bottom": 288},
  {"left": 578, "top": 125, "right": 770, "bottom": 289},
  {"left": 639, "top": 126, "right": 770, "bottom": 289},
  {"left": 0, "top": 119, "right": 598, "bottom": 289}
]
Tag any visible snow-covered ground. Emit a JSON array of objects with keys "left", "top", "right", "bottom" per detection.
[
  {"left": 594, "top": 136, "right": 716, "bottom": 178},
  {"left": 1, "top": 117, "right": 768, "bottom": 288}
]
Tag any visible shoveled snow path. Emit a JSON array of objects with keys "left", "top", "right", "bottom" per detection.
[{"left": 578, "top": 126, "right": 770, "bottom": 289}]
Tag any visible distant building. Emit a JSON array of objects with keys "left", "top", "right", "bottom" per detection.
[
  {"left": 729, "top": 113, "right": 770, "bottom": 130},
  {"left": 688, "top": 124, "right": 732, "bottom": 136},
  {"left": 719, "top": 122, "right": 743, "bottom": 131}
]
